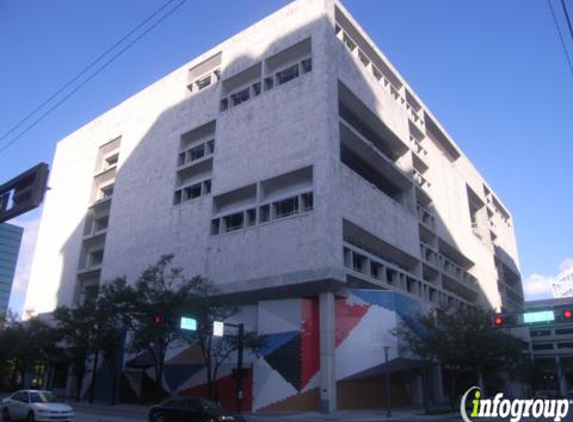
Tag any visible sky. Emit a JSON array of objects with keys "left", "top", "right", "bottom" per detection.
[{"left": 1, "top": 0, "right": 572, "bottom": 316}]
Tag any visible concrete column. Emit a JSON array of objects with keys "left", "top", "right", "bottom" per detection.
[
  {"left": 431, "top": 364, "right": 444, "bottom": 404},
  {"left": 556, "top": 357, "right": 568, "bottom": 397},
  {"left": 319, "top": 291, "right": 337, "bottom": 413}
]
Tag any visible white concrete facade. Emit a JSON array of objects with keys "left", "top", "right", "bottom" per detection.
[{"left": 24, "top": 0, "right": 524, "bottom": 410}]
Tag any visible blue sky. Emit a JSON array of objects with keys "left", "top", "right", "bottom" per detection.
[{"left": 1, "top": 0, "right": 572, "bottom": 314}]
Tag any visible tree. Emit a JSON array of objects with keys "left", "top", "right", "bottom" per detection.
[
  {"left": 126, "top": 255, "right": 201, "bottom": 398},
  {"left": 179, "top": 276, "right": 265, "bottom": 400},
  {"left": 53, "top": 303, "right": 96, "bottom": 401},
  {"left": 0, "top": 313, "right": 61, "bottom": 390},
  {"left": 92, "top": 277, "right": 133, "bottom": 404},
  {"left": 394, "top": 304, "right": 525, "bottom": 411}
]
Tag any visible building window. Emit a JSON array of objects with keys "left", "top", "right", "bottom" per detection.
[
  {"left": 211, "top": 219, "right": 220, "bottom": 235},
  {"left": 220, "top": 98, "right": 229, "bottom": 111},
  {"left": 184, "top": 183, "right": 202, "bottom": 200},
  {"left": 301, "top": 192, "right": 313, "bottom": 212},
  {"left": 99, "top": 184, "right": 114, "bottom": 200},
  {"left": 189, "top": 144, "right": 205, "bottom": 161},
  {"left": 274, "top": 196, "right": 299, "bottom": 218},
  {"left": 195, "top": 74, "right": 212, "bottom": 90},
  {"left": 301, "top": 58, "right": 312, "bottom": 74},
  {"left": 264, "top": 77, "right": 274, "bottom": 91},
  {"left": 259, "top": 204, "right": 270, "bottom": 223},
  {"left": 352, "top": 252, "right": 366, "bottom": 273},
  {"left": 532, "top": 344, "right": 553, "bottom": 351},
  {"left": 252, "top": 82, "right": 261, "bottom": 96},
  {"left": 247, "top": 208, "right": 257, "bottom": 226},
  {"left": 224, "top": 212, "right": 244, "bottom": 232},
  {"left": 276, "top": 64, "right": 299, "bottom": 86},
  {"left": 231, "top": 88, "right": 250, "bottom": 106},
  {"left": 174, "top": 190, "right": 182, "bottom": 205}
]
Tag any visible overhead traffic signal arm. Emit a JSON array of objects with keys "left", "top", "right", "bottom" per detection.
[{"left": 0, "top": 163, "right": 49, "bottom": 223}]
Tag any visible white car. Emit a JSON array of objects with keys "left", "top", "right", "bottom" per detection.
[{"left": 1, "top": 390, "right": 74, "bottom": 422}]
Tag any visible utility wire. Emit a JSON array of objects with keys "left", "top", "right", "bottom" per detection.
[
  {"left": 560, "top": 0, "right": 573, "bottom": 43},
  {"left": 546, "top": 0, "right": 573, "bottom": 78},
  {"left": 0, "top": 0, "right": 188, "bottom": 155}
]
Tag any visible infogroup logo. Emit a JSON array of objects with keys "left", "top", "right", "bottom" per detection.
[{"left": 460, "top": 386, "right": 570, "bottom": 422}]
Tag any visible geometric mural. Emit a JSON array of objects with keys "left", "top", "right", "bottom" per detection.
[{"left": 111, "top": 289, "right": 424, "bottom": 412}]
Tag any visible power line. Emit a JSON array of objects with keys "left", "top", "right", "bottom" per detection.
[
  {"left": 0, "top": 0, "right": 188, "bottom": 155},
  {"left": 546, "top": 0, "right": 573, "bottom": 78},
  {"left": 560, "top": 0, "right": 573, "bottom": 43}
]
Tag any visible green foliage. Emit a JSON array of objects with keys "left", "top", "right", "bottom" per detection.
[
  {"left": 394, "top": 304, "right": 526, "bottom": 409},
  {"left": 0, "top": 312, "right": 61, "bottom": 390},
  {"left": 53, "top": 302, "right": 97, "bottom": 401}
]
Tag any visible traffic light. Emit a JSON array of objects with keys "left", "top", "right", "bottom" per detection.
[
  {"left": 564, "top": 310, "right": 573, "bottom": 320},
  {"left": 493, "top": 314, "right": 506, "bottom": 327},
  {"left": 154, "top": 315, "right": 164, "bottom": 325}
]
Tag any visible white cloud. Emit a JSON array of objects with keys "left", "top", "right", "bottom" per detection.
[
  {"left": 559, "top": 257, "right": 573, "bottom": 273},
  {"left": 524, "top": 257, "right": 573, "bottom": 301},
  {"left": 523, "top": 273, "right": 554, "bottom": 300},
  {"left": 7, "top": 216, "right": 41, "bottom": 317}
]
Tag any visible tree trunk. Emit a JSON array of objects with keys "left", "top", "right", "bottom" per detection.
[
  {"left": 89, "top": 350, "right": 99, "bottom": 404},
  {"left": 449, "top": 370, "right": 457, "bottom": 412},
  {"left": 422, "top": 366, "right": 430, "bottom": 414},
  {"left": 478, "top": 372, "right": 485, "bottom": 397}
]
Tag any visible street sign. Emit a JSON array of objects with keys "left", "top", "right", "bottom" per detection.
[
  {"left": 0, "top": 163, "right": 49, "bottom": 223},
  {"left": 180, "top": 316, "right": 197, "bottom": 331},
  {"left": 523, "top": 310, "right": 555, "bottom": 324},
  {"left": 213, "top": 321, "right": 224, "bottom": 337}
]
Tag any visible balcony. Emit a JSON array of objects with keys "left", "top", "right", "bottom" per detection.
[
  {"left": 413, "top": 169, "right": 431, "bottom": 194},
  {"left": 417, "top": 204, "right": 435, "bottom": 229}
]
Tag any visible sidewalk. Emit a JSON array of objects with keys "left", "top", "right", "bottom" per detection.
[{"left": 70, "top": 401, "right": 462, "bottom": 422}]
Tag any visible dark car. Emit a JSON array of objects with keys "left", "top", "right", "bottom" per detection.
[{"left": 148, "top": 397, "right": 245, "bottom": 422}]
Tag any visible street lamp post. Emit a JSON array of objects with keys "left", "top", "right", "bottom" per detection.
[
  {"left": 383, "top": 346, "right": 391, "bottom": 417},
  {"left": 223, "top": 322, "right": 245, "bottom": 413}
]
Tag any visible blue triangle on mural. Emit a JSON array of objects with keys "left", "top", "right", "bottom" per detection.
[
  {"left": 164, "top": 364, "right": 204, "bottom": 391},
  {"left": 261, "top": 331, "right": 299, "bottom": 357}
]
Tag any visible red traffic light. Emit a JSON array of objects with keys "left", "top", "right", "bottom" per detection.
[
  {"left": 493, "top": 315, "right": 505, "bottom": 326},
  {"left": 154, "top": 315, "right": 164, "bottom": 325},
  {"left": 564, "top": 310, "right": 573, "bottom": 319}
]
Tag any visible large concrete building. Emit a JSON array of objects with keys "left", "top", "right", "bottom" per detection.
[
  {"left": 24, "top": 0, "right": 523, "bottom": 411},
  {"left": 0, "top": 223, "right": 23, "bottom": 314},
  {"left": 526, "top": 297, "right": 573, "bottom": 397}
]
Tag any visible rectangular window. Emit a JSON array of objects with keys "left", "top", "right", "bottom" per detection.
[
  {"left": 532, "top": 344, "right": 553, "bottom": 351},
  {"left": 274, "top": 196, "right": 298, "bottom": 218},
  {"left": 174, "top": 190, "right": 182, "bottom": 205},
  {"left": 100, "top": 184, "right": 114, "bottom": 200},
  {"left": 207, "top": 139, "right": 215, "bottom": 154},
  {"left": 211, "top": 219, "right": 220, "bottom": 235},
  {"left": 276, "top": 64, "right": 299, "bottom": 86},
  {"left": 178, "top": 152, "right": 186, "bottom": 166},
  {"left": 189, "top": 144, "right": 205, "bottom": 162},
  {"left": 195, "top": 74, "right": 211, "bottom": 90},
  {"left": 247, "top": 208, "right": 257, "bottom": 226},
  {"left": 184, "top": 183, "right": 202, "bottom": 200},
  {"left": 224, "top": 212, "right": 244, "bottom": 232},
  {"left": 352, "top": 252, "right": 366, "bottom": 273},
  {"left": 252, "top": 82, "right": 261, "bottom": 96},
  {"left": 231, "top": 88, "right": 250, "bottom": 106},
  {"left": 301, "top": 192, "right": 313, "bottom": 212},
  {"left": 301, "top": 58, "right": 312, "bottom": 74},
  {"left": 220, "top": 98, "right": 229, "bottom": 111},
  {"left": 104, "top": 153, "right": 119, "bottom": 169},
  {"left": 259, "top": 204, "right": 270, "bottom": 223},
  {"left": 264, "top": 77, "right": 274, "bottom": 91},
  {"left": 203, "top": 179, "right": 211, "bottom": 195}
]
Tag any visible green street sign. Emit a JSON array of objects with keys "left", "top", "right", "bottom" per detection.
[
  {"left": 180, "top": 316, "right": 197, "bottom": 331},
  {"left": 523, "top": 310, "right": 555, "bottom": 324}
]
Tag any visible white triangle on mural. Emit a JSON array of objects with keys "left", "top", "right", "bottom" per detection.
[{"left": 253, "top": 358, "right": 298, "bottom": 411}]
